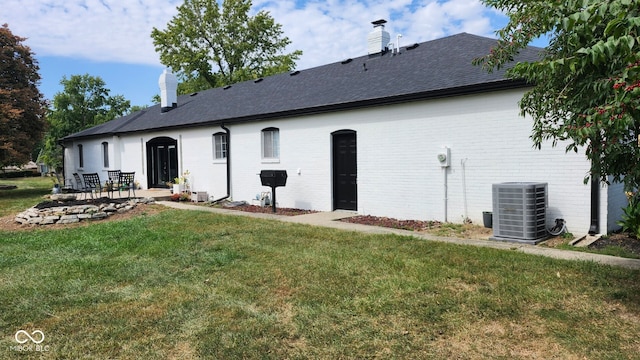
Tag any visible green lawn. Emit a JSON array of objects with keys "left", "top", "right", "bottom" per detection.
[
  {"left": 0, "top": 176, "right": 53, "bottom": 217},
  {"left": 1, "top": 177, "right": 640, "bottom": 358}
]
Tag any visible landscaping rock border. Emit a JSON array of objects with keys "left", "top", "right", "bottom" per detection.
[{"left": 15, "top": 197, "right": 156, "bottom": 226}]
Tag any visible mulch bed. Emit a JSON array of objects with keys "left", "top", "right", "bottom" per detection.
[
  {"left": 223, "top": 204, "right": 317, "bottom": 216},
  {"left": 340, "top": 215, "right": 443, "bottom": 231},
  {"left": 588, "top": 233, "right": 640, "bottom": 257}
]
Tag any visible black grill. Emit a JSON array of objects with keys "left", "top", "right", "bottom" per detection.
[{"left": 259, "top": 170, "right": 288, "bottom": 213}]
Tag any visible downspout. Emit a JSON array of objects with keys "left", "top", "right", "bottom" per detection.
[
  {"left": 56, "top": 139, "right": 66, "bottom": 178},
  {"left": 589, "top": 173, "right": 600, "bottom": 235},
  {"left": 60, "top": 143, "right": 65, "bottom": 176},
  {"left": 211, "top": 124, "right": 231, "bottom": 203}
]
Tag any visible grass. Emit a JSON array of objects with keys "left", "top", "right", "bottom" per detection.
[
  {"left": 1, "top": 177, "right": 640, "bottom": 358},
  {"left": 0, "top": 176, "right": 53, "bottom": 217},
  {"left": 556, "top": 241, "right": 640, "bottom": 259}
]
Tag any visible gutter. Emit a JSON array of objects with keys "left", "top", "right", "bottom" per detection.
[{"left": 211, "top": 124, "right": 231, "bottom": 203}]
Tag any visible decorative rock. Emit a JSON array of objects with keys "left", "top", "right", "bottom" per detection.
[
  {"left": 14, "top": 198, "right": 153, "bottom": 226},
  {"left": 28, "top": 217, "right": 43, "bottom": 225},
  {"left": 40, "top": 217, "right": 58, "bottom": 225},
  {"left": 58, "top": 215, "right": 79, "bottom": 224},
  {"left": 103, "top": 205, "right": 118, "bottom": 212},
  {"left": 91, "top": 212, "right": 108, "bottom": 219},
  {"left": 50, "top": 194, "right": 78, "bottom": 201}
]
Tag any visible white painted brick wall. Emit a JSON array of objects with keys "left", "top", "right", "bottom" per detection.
[
  {"left": 65, "top": 88, "right": 622, "bottom": 235},
  {"left": 230, "top": 89, "right": 604, "bottom": 234}
]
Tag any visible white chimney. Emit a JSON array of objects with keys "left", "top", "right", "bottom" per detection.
[
  {"left": 367, "top": 19, "right": 391, "bottom": 55},
  {"left": 158, "top": 69, "right": 178, "bottom": 112}
]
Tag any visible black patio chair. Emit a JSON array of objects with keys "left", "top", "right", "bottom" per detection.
[
  {"left": 118, "top": 171, "right": 136, "bottom": 198},
  {"left": 81, "top": 173, "right": 102, "bottom": 199},
  {"left": 73, "top": 173, "right": 86, "bottom": 192},
  {"left": 107, "top": 170, "right": 121, "bottom": 198},
  {"left": 52, "top": 172, "right": 73, "bottom": 192}
]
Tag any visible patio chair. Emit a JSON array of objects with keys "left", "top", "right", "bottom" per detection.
[
  {"left": 52, "top": 172, "right": 73, "bottom": 191},
  {"left": 81, "top": 173, "right": 102, "bottom": 199},
  {"left": 118, "top": 171, "right": 136, "bottom": 198},
  {"left": 107, "top": 170, "right": 121, "bottom": 198},
  {"left": 73, "top": 173, "right": 86, "bottom": 192}
]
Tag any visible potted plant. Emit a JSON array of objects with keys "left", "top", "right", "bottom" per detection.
[
  {"left": 172, "top": 170, "right": 190, "bottom": 194},
  {"left": 173, "top": 177, "right": 184, "bottom": 194}
]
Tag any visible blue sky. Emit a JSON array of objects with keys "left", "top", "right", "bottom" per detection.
[{"left": 3, "top": 0, "right": 547, "bottom": 108}]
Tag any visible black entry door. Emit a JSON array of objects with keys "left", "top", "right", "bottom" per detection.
[
  {"left": 332, "top": 130, "right": 357, "bottom": 210},
  {"left": 147, "top": 137, "right": 178, "bottom": 188}
]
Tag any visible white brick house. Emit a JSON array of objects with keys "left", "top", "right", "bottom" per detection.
[{"left": 60, "top": 27, "right": 625, "bottom": 236}]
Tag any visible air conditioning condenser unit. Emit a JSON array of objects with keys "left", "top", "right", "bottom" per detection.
[{"left": 491, "top": 182, "right": 548, "bottom": 244}]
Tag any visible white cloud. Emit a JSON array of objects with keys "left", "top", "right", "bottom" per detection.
[
  {"left": 3, "top": 0, "right": 181, "bottom": 65},
  {"left": 3, "top": 0, "right": 505, "bottom": 69}
]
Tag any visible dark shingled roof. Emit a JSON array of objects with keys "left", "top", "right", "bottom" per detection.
[{"left": 63, "top": 33, "right": 542, "bottom": 141}]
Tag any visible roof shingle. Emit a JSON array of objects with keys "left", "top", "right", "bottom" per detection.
[{"left": 63, "top": 33, "right": 542, "bottom": 141}]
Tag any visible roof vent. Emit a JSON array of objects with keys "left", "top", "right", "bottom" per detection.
[
  {"left": 341, "top": 58, "right": 353, "bottom": 64},
  {"left": 254, "top": 78, "right": 264, "bottom": 83},
  {"left": 367, "top": 19, "right": 390, "bottom": 55},
  {"left": 406, "top": 43, "right": 420, "bottom": 51},
  {"left": 223, "top": 85, "right": 232, "bottom": 90},
  {"left": 290, "top": 70, "right": 300, "bottom": 76},
  {"left": 158, "top": 69, "right": 178, "bottom": 113}
]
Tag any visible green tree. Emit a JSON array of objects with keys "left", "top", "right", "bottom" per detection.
[
  {"left": 151, "top": 0, "right": 302, "bottom": 92},
  {"left": 40, "top": 74, "right": 130, "bottom": 171},
  {"left": 474, "top": 0, "right": 640, "bottom": 190},
  {"left": 0, "top": 23, "right": 47, "bottom": 169}
]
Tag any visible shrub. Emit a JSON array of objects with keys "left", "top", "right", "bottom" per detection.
[{"left": 618, "top": 196, "right": 640, "bottom": 239}]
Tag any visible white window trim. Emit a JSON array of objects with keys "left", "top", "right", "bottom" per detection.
[
  {"left": 77, "top": 144, "right": 84, "bottom": 170},
  {"left": 261, "top": 128, "right": 280, "bottom": 163},
  {"left": 102, "top": 142, "right": 109, "bottom": 168},
  {"left": 212, "top": 132, "right": 228, "bottom": 163}
]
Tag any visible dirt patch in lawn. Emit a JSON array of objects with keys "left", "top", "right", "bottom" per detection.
[{"left": 340, "top": 215, "right": 493, "bottom": 239}]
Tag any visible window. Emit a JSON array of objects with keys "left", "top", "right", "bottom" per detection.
[
  {"left": 213, "top": 132, "right": 228, "bottom": 160},
  {"left": 102, "top": 142, "right": 109, "bottom": 168},
  {"left": 261, "top": 127, "right": 279, "bottom": 160},
  {"left": 77, "top": 144, "right": 84, "bottom": 168}
]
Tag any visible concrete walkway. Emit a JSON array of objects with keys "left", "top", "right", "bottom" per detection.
[{"left": 158, "top": 201, "right": 640, "bottom": 270}]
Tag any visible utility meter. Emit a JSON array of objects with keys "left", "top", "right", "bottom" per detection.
[{"left": 437, "top": 147, "right": 450, "bottom": 168}]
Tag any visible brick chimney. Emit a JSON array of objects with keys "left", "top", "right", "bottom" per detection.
[
  {"left": 158, "top": 69, "right": 177, "bottom": 112},
  {"left": 367, "top": 19, "right": 390, "bottom": 55}
]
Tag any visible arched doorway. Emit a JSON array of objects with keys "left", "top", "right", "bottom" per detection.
[
  {"left": 146, "top": 137, "right": 178, "bottom": 188},
  {"left": 332, "top": 130, "right": 357, "bottom": 211}
]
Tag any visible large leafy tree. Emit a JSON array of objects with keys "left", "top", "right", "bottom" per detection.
[
  {"left": 475, "top": 0, "right": 640, "bottom": 190},
  {"left": 0, "top": 23, "right": 47, "bottom": 169},
  {"left": 151, "top": 0, "right": 302, "bottom": 92},
  {"left": 40, "top": 74, "right": 130, "bottom": 171}
]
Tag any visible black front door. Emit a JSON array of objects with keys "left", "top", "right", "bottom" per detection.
[
  {"left": 147, "top": 137, "right": 178, "bottom": 188},
  {"left": 332, "top": 130, "right": 357, "bottom": 210}
]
